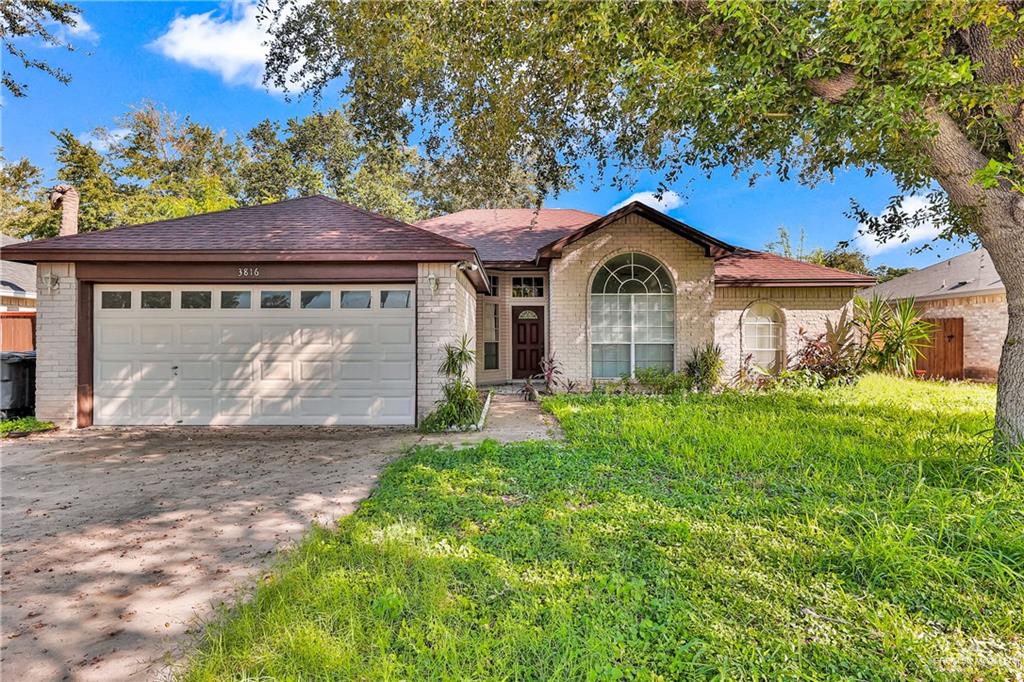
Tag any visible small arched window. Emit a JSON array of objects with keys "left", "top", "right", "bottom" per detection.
[
  {"left": 742, "top": 302, "right": 785, "bottom": 372},
  {"left": 590, "top": 253, "right": 675, "bottom": 378}
]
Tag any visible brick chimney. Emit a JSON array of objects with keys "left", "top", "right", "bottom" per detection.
[{"left": 49, "top": 185, "right": 80, "bottom": 236}]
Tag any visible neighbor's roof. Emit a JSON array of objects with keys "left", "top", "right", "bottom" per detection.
[
  {"left": 0, "top": 234, "right": 37, "bottom": 298},
  {"left": 416, "top": 208, "right": 599, "bottom": 263},
  {"left": 862, "top": 248, "right": 1003, "bottom": 301},
  {"left": 715, "top": 248, "right": 876, "bottom": 287},
  {"left": 0, "top": 195, "right": 478, "bottom": 264}
]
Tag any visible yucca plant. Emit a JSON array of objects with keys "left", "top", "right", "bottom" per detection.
[
  {"left": 879, "top": 298, "right": 934, "bottom": 376},
  {"left": 422, "top": 335, "right": 482, "bottom": 432}
]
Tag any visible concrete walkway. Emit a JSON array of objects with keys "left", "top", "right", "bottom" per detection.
[{"left": 0, "top": 397, "right": 559, "bottom": 681}]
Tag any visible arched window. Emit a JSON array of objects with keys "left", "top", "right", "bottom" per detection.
[
  {"left": 742, "top": 302, "right": 785, "bottom": 372},
  {"left": 590, "top": 253, "right": 675, "bottom": 378}
]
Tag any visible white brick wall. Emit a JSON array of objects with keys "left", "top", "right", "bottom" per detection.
[
  {"left": 713, "top": 286, "right": 858, "bottom": 380},
  {"left": 916, "top": 293, "right": 1006, "bottom": 380},
  {"left": 548, "top": 214, "right": 715, "bottom": 384},
  {"left": 417, "top": 263, "right": 477, "bottom": 421},
  {"left": 34, "top": 263, "right": 78, "bottom": 424}
]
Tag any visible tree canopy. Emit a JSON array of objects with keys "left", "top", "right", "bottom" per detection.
[
  {"left": 1, "top": 102, "right": 542, "bottom": 238},
  {"left": 262, "top": 0, "right": 1024, "bottom": 441},
  {"left": 2, "top": 0, "right": 83, "bottom": 97}
]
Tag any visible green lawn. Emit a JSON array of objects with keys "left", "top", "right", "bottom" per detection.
[{"left": 183, "top": 375, "right": 1023, "bottom": 680}]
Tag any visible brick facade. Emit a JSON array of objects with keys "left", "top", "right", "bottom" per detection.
[
  {"left": 713, "top": 286, "right": 858, "bottom": 380},
  {"left": 915, "top": 293, "right": 1006, "bottom": 381},
  {"left": 34, "top": 263, "right": 78, "bottom": 424},
  {"left": 548, "top": 214, "right": 716, "bottom": 384},
  {"left": 416, "top": 262, "right": 477, "bottom": 421}
]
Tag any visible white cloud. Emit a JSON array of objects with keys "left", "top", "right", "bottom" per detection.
[
  {"left": 854, "top": 194, "right": 942, "bottom": 256},
  {"left": 67, "top": 15, "right": 98, "bottom": 41},
  {"left": 150, "top": 2, "right": 272, "bottom": 90},
  {"left": 610, "top": 190, "right": 683, "bottom": 213},
  {"left": 78, "top": 127, "right": 130, "bottom": 153}
]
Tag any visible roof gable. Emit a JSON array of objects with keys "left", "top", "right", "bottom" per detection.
[{"left": 536, "top": 201, "right": 734, "bottom": 260}]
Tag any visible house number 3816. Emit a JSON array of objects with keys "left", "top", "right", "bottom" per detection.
[{"left": 237, "top": 267, "right": 260, "bottom": 277}]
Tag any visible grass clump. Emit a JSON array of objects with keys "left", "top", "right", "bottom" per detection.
[
  {"left": 0, "top": 416, "right": 55, "bottom": 437},
  {"left": 182, "top": 375, "right": 1022, "bottom": 680}
]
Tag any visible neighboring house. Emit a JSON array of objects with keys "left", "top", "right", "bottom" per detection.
[
  {"left": 1, "top": 196, "right": 872, "bottom": 428},
  {"left": 0, "top": 234, "right": 37, "bottom": 311},
  {"left": 0, "top": 234, "right": 38, "bottom": 352},
  {"left": 862, "top": 249, "right": 1005, "bottom": 381}
]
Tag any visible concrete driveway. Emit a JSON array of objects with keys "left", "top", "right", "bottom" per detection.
[
  {"left": 0, "top": 395, "right": 561, "bottom": 675},
  {"left": 0, "top": 396, "right": 561, "bottom": 681},
  {"left": 1, "top": 426, "right": 434, "bottom": 681}
]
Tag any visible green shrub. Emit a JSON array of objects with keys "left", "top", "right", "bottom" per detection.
[
  {"left": 0, "top": 416, "right": 55, "bottom": 437},
  {"left": 685, "top": 342, "right": 723, "bottom": 392},
  {"left": 634, "top": 367, "right": 690, "bottom": 394},
  {"left": 421, "top": 335, "right": 482, "bottom": 432}
]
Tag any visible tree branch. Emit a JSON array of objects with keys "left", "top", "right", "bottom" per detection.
[{"left": 806, "top": 69, "right": 857, "bottom": 103}]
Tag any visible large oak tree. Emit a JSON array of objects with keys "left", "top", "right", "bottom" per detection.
[{"left": 262, "top": 0, "right": 1024, "bottom": 441}]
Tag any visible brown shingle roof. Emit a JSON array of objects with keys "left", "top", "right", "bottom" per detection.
[
  {"left": 715, "top": 248, "right": 876, "bottom": 287},
  {"left": 1, "top": 195, "right": 476, "bottom": 262},
  {"left": 0, "top": 234, "right": 37, "bottom": 296},
  {"left": 416, "top": 208, "right": 598, "bottom": 263}
]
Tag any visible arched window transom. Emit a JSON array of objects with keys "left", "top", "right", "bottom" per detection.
[
  {"left": 590, "top": 253, "right": 675, "bottom": 378},
  {"left": 742, "top": 302, "right": 785, "bottom": 372}
]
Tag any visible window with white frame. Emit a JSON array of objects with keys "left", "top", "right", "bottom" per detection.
[
  {"left": 488, "top": 275, "right": 499, "bottom": 296},
  {"left": 512, "top": 276, "right": 544, "bottom": 298},
  {"left": 742, "top": 301, "right": 785, "bottom": 372},
  {"left": 590, "top": 253, "right": 675, "bottom": 378},
  {"left": 483, "top": 302, "right": 499, "bottom": 369}
]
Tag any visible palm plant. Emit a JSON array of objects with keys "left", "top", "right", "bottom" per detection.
[{"left": 879, "top": 298, "right": 934, "bottom": 376}]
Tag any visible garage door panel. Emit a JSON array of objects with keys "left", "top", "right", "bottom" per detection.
[
  {"left": 220, "top": 325, "right": 256, "bottom": 345},
  {"left": 299, "top": 361, "right": 333, "bottom": 381},
  {"left": 140, "top": 324, "right": 175, "bottom": 347},
  {"left": 379, "top": 360, "right": 414, "bottom": 382},
  {"left": 259, "top": 360, "right": 293, "bottom": 381},
  {"left": 336, "top": 325, "right": 374, "bottom": 346},
  {"left": 180, "top": 324, "right": 215, "bottom": 345},
  {"left": 99, "top": 324, "right": 133, "bottom": 345},
  {"left": 261, "top": 326, "right": 294, "bottom": 345},
  {"left": 300, "top": 326, "right": 333, "bottom": 347},
  {"left": 378, "top": 324, "right": 413, "bottom": 345},
  {"left": 94, "top": 284, "right": 415, "bottom": 426}
]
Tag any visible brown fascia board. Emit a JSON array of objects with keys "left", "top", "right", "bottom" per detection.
[
  {"left": 2, "top": 247, "right": 492, "bottom": 293},
  {"left": 535, "top": 201, "right": 736, "bottom": 262},
  {"left": 716, "top": 277, "right": 876, "bottom": 287}
]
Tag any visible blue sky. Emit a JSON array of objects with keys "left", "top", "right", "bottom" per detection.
[{"left": 4, "top": 1, "right": 970, "bottom": 269}]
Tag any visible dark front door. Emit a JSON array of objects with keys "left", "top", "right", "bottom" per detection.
[{"left": 513, "top": 306, "right": 544, "bottom": 379}]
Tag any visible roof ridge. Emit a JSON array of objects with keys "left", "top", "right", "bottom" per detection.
[{"left": 316, "top": 195, "right": 476, "bottom": 250}]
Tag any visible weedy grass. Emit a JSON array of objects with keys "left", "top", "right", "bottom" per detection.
[
  {"left": 182, "top": 375, "right": 1023, "bottom": 680},
  {"left": 0, "top": 416, "right": 55, "bottom": 437}
]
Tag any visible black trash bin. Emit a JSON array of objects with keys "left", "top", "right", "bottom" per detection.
[{"left": 1, "top": 351, "right": 36, "bottom": 418}]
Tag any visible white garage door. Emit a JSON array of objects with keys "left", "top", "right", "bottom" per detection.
[{"left": 93, "top": 284, "right": 416, "bottom": 426}]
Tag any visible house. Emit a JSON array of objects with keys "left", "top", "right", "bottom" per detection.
[
  {"left": 1, "top": 233, "right": 38, "bottom": 352},
  {"left": 1, "top": 234, "right": 37, "bottom": 312},
  {"left": 862, "top": 248, "right": 1005, "bottom": 380},
  {"left": 0, "top": 195, "right": 872, "bottom": 428}
]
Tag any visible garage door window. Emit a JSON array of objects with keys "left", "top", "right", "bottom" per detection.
[
  {"left": 261, "top": 291, "right": 291, "bottom": 309},
  {"left": 340, "top": 290, "right": 371, "bottom": 309},
  {"left": 301, "top": 290, "right": 331, "bottom": 309},
  {"left": 101, "top": 291, "right": 132, "bottom": 309},
  {"left": 221, "top": 291, "right": 251, "bottom": 309},
  {"left": 181, "top": 291, "right": 212, "bottom": 309},
  {"left": 381, "top": 290, "right": 410, "bottom": 308},
  {"left": 141, "top": 291, "right": 171, "bottom": 309}
]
